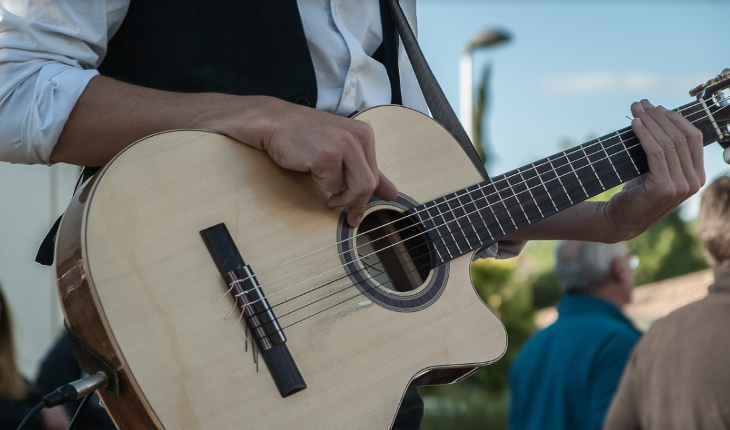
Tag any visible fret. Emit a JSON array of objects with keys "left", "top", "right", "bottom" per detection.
[
  {"left": 615, "top": 131, "right": 641, "bottom": 176},
  {"left": 486, "top": 179, "right": 519, "bottom": 233},
  {"left": 534, "top": 160, "right": 570, "bottom": 211},
  {"left": 519, "top": 167, "right": 554, "bottom": 217},
  {"left": 603, "top": 133, "right": 635, "bottom": 183},
  {"left": 433, "top": 198, "right": 460, "bottom": 258},
  {"left": 469, "top": 183, "right": 496, "bottom": 239},
  {"left": 563, "top": 150, "right": 589, "bottom": 199},
  {"left": 417, "top": 203, "right": 447, "bottom": 263},
  {"left": 478, "top": 182, "right": 506, "bottom": 235},
  {"left": 442, "top": 193, "right": 473, "bottom": 253},
  {"left": 502, "top": 173, "right": 531, "bottom": 228},
  {"left": 550, "top": 154, "right": 588, "bottom": 205},
  {"left": 599, "top": 135, "right": 624, "bottom": 185},
  {"left": 584, "top": 138, "right": 619, "bottom": 189},
  {"left": 548, "top": 158, "right": 572, "bottom": 205},
  {"left": 625, "top": 139, "right": 649, "bottom": 175},
  {"left": 518, "top": 170, "right": 543, "bottom": 217},
  {"left": 466, "top": 184, "right": 491, "bottom": 231},
  {"left": 530, "top": 162, "right": 559, "bottom": 213},
  {"left": 578, "top": 142, "right": 606, "bottom": 190},
  {"left": 459, "top": 185, "right": 492, "bottom": 246},
  {"left": 565, "top": 148, "right": 603, "bottom": 198}
]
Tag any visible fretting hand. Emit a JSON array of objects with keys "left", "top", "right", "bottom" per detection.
[
  {"left": 602, "top": 99, "right": 705, "bottom": 239},
  {"left": 505, "top": 99, "right": 705, "bottom": 244}
]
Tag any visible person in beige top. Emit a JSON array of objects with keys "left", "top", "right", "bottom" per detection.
[{"left": 604, "top": 174, "right": 730, "bottom": 430}]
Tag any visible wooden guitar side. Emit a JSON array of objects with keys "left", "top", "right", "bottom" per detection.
[{"left": 55, "top": 105, "right": 507, "bottom": 429}]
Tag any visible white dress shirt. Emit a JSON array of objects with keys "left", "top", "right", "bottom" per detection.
[{"left": 0, "top": 0, "right": 427, "bottom": 165}]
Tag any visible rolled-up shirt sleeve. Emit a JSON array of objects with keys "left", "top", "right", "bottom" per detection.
[{"left": 0, "top": 1, "right": 127, "bottom": 165}]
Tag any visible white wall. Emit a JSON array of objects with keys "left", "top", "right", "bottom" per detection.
[{"left": 0, "top": 162, "right": 79, "bottom": 378}]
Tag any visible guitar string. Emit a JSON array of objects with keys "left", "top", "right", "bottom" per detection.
[
  {"left": 228, "top": 97, "right": 726, "bottom": 301},
  {"left": 227, "top": 100, "right": 729, "bottom": 329},
  {"left": 219, "top": 96, "right": 717, "bottom": 295},
  {"left": 239, "top": 151, "right": 648, "bottom": 332}
]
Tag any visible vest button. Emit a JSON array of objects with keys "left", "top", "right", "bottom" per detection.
[{"left": 294, "top": 97, "right": 311, "bottom": 107}]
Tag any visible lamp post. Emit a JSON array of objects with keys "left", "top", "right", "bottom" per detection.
[{"left": 459, "top": 28, "right": 511, "bottom": 164}]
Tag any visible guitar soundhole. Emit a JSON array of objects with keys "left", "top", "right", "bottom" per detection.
[
  {"left": 338, "top": 194, "right": 448, "bottom": 312},
  {"left": 355, "top": 209, "right": 432, "bottom": 294}
]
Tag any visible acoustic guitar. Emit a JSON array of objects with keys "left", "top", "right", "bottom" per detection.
[{"left": 55, "top": 70, "right": 730, "bottom": 429}]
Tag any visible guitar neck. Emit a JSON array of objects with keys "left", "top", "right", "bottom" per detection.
[{"left": 410, "top": 99, "right": 717, "bottom": 267}]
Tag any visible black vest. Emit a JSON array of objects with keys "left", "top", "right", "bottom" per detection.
[{"left": 99, "top": 0, "right": 318, "bottom": 106}]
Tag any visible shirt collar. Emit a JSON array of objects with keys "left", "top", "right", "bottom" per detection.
[
  {"left": 557, "top": 294, "right": 629, "bottom": 323},
  {"left": 710, "top": 265, "right": 730, "bottom": 293}
]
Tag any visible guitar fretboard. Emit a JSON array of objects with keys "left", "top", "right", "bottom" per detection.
[{"left": 409, "top": 99, "right": 709, "bottom": 267}]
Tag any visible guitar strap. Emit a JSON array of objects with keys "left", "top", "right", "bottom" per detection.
[
  {"left": 383, "top": 0, "right": 489, "bottom": 180},
  {"left": 375, "top": 0, "right": 403, "bottom": 106}
]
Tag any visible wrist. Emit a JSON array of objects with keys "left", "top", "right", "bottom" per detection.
[
  {"left": 598, "top": 200, "right": 641, "bottom": 243},
  {"left": 188, "top": 93, "right": 281, "bottom": 151}
]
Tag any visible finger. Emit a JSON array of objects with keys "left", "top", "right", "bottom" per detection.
[
  {"left": 663, "top": 107, "right": 706, "bottom": 188},
  {"left": 353, "top": 122, "right": 399, "bottom": 202},
  {"left": 351, "top": 121, "right": 380, "bottom": 183},
  {"left": 343, "top": 200, "right": 368, "bottom": 228},
  {"left": 374, "top": 171, "right": 398, "bottom": 201},
  {"left": 631, "top": 101, "right": 686, "bottom": 190},
  {"left": 637, "top": 101, "right": 695, "bottom": 198},
  {"left": 310, "top": 152, "right": 347, "bottom": 195},
  {"left": 629, "top": 116, "right": 675, "bottom": 214},
  {"left": 328, "top": 146, "right": 378, "bottom": 227}
]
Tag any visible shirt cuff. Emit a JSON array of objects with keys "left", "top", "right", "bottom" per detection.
[
  {"left": 474, "top": 240, "right": 527, "bottom": 260},
  {"left": 3, "top": 63, "right": 99, "bottom": 165}
]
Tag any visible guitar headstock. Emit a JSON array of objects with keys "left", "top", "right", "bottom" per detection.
[{"left": 689, "top": 69, "right": 730, "bottom": 153}]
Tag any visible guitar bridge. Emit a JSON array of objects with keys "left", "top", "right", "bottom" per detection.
[{"left": 200, "top": 223, "right": 307, "bottom": 398}]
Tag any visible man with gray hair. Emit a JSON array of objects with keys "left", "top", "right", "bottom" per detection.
[{"left": 509, "top": 241, "right": 641, "bottom": 430}]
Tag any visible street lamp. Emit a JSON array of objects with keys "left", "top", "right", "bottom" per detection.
[{"left": 459, "top": 29, "right": 511, "bottom": 162}]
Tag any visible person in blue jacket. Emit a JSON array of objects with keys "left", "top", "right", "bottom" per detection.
[{"left": 509, "top": 240, "right": 641, "bottom": 430}]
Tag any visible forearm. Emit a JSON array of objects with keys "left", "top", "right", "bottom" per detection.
[
  {"left": 504, "top": 200, "right": 637, "bottom": 244},
  {"left": 49, "top": 75, "right": 397, "bottom": 226},
  {"left": 51, "top": 75, "right": 276, "bottom": 166}
]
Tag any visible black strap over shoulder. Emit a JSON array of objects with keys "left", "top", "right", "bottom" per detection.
[
  {"left": 374, "top": 0, "right": 403, "bottom": 105},
  {"left": 384, "top": 0, "right": 488, "bottom": 180}
]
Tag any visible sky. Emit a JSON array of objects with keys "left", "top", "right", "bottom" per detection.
[{"left": 417, "top": 0, "right": 730, "bottom": 218}]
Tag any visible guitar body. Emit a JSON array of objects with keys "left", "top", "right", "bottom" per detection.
[{"left": 55, "top": 105, "right": 508, "bottom": 429}]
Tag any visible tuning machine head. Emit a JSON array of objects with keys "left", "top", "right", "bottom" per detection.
[
  {"left": 690, "top": 69, "right": 730, "bottom": 162},
  {"left": 689, "top": 68, "right": 730, "bottom": 97}
]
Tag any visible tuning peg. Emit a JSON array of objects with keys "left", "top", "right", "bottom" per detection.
[{"left": 690, "top": 68, "right": 730, "bottom": 97}]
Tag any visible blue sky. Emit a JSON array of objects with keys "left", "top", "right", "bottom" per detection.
[{"left": 417, "top": 0, "right": 730, "bottom": 218}]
